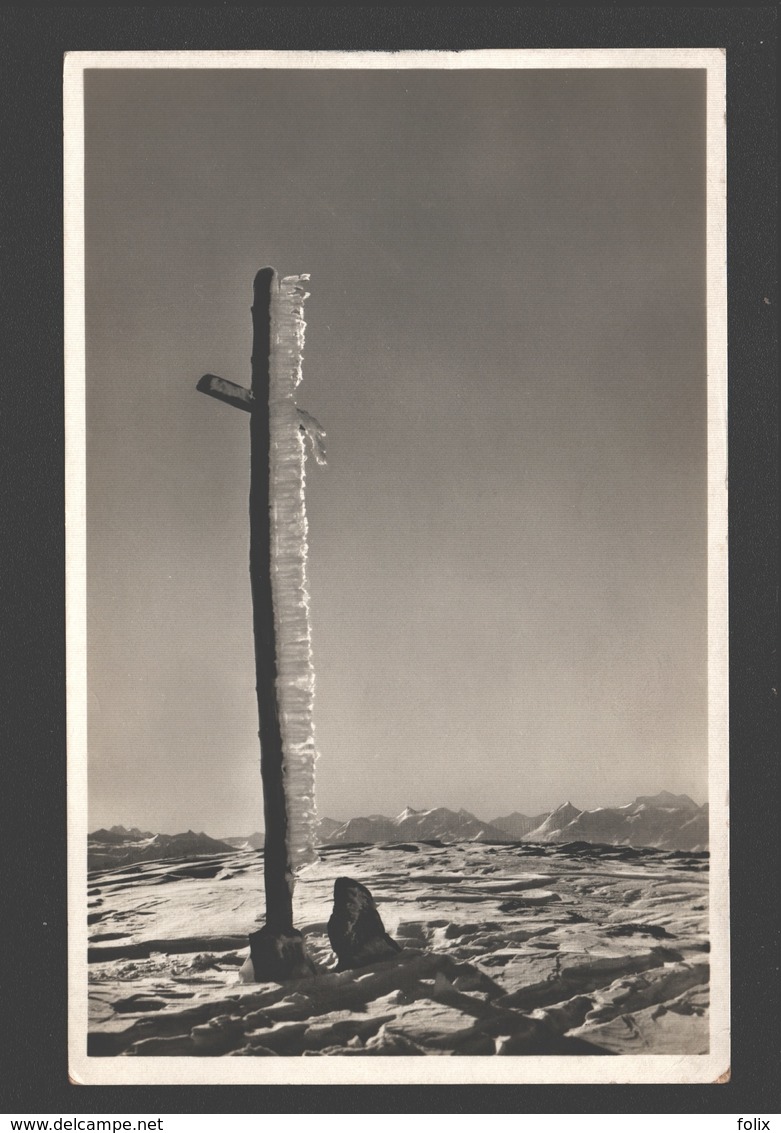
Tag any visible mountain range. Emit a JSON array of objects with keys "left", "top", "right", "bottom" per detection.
[
  {"left": 87, "top": 827, "right": 235, "bottom": 872},
  {"left": 310, "top": 792, "right": 707, "bottom": 852},
  {"left": 89, "top": 791, "right": 709, "bottom": 868}
]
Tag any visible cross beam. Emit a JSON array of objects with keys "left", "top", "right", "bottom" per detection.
[
  {"left": 196, "top": 373, "right": 253, "bottom": 412},
  {"left": 196, "top": 373, "right": 327, "bottom": 465}
]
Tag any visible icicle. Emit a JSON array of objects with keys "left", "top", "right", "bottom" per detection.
[{"left": 268, "top": 273, "right": 322, "bottom": 872}]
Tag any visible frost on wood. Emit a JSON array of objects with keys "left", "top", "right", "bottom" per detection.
[{"left": 268, "top": 273, "right": 323, "bottom": 873}]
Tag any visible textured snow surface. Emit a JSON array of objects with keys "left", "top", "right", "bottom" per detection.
[{"left": 87, "top": 840, "right": 709, "bottom": 1057}]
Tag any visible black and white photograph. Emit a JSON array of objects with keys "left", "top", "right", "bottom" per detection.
[{"left": 65, "top": 49, "right": 729, "bottom": 1084}]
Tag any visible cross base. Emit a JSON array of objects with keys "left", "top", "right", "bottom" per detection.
[{"left": 247, "top": 925, "right": 317, "bottom": 983}]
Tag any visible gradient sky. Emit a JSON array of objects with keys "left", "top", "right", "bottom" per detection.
[{"left": 84, "top": 65, "right": 708, "bottom": 834}]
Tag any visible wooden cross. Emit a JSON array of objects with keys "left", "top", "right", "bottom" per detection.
[{"left": 197, "top": 268, "right": 316, "bottom": 980}]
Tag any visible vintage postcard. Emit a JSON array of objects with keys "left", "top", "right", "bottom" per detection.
[{"left": 65, "top": 48, "right": 728, "bottom": 1084}]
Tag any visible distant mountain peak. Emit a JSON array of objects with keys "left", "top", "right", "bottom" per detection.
[
  {"left": 490, "top": 810, "right": 550, "bottom": 839},
  {"left": 633, "top": 791, "right": 700, "bottom": 812},
  {"left": 89, "top": 825, "right": 154, "bottom": 845},
  {"left": 554, "top": 801, "right": 582, "bottom": 817},
  {"left": 521, "top": 791, "right": 707, "bottom": 851},
  {"left": 327, "top": 805, "right": 512, "bottom": 847},
  {"left": 88, "top": 828, "right": 236, "bottom": 870}
]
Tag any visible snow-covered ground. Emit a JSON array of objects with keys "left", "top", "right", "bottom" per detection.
[{"left": 87, "top": 840, "right": 709, "bottom": 1058}]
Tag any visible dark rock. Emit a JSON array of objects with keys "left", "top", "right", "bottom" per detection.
[
  {"left": 327, "top": 876, "right": 402, "bottom": 970},
  {"left": 248, "top": 926, "right": 317, "bottom": 982}
]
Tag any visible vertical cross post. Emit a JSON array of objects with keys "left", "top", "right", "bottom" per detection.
[
  {"left": 196, "top": 268, "right": 314, "bottom": 981},
  {"left": 249, "top": 267, "right": 294, "bottom": 934}
]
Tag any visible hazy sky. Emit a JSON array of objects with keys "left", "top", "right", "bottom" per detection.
[{"left": 85, "top": 65, "right": 708, "bottom": 833}]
